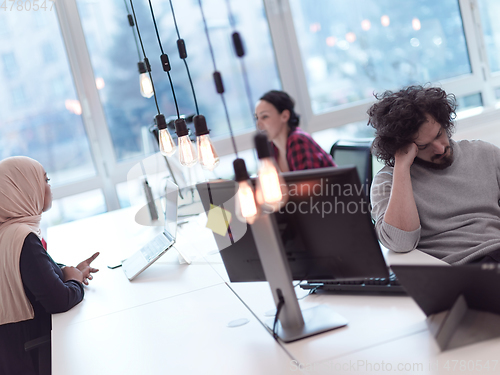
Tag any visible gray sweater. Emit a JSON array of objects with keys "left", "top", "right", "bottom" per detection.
[{"left": 370, "top": 139, "right": 500, "bottom": 265}]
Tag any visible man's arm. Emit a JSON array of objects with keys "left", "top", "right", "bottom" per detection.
[
  {"left": 371, "top": 143, "right": 421, "bottom": 252},
  {"left": 383, "top": 143, "right": 420, "bottom": 231}
]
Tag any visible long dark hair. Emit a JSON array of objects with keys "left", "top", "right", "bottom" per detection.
[
  {"left": 368, "top": 85, "right": 457, "bottom": 167},
  {"left": 259, "top": 90, "right": 300, "bottom": 130}
]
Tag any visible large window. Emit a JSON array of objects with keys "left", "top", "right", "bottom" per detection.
[
  {"left": 288, "top": 0, "right": 471, "bottom": 114},
  {"left": 0, "top": 6, "right": 95, "bottom": 186}
]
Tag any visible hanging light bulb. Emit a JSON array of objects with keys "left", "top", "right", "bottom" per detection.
[
  {"left": 254, "top": 132, "right": 288, "bottom": 212},
  {"left": 138, "top": 61, "right": 154, "bottom": 98},
  {"left": 174, "top": 118, "right": 197, "bottom": 167},
  {"left": 194, "top": 115, "right": 219, "bottom": 171},
  {"left": 233, "top": 158, "right": 260, "bottom": 224},
  {"left": 156, "top": 114, "right": 176, "bottom": 156}
]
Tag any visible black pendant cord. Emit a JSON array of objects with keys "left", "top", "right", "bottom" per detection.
[
  {"left": 167, "top": 0, "right": 200, "bottom": 116},
  {"left": 182, "top": 60, "right": 199, "bottom": 116},
  {"left": 197, "top": 0, "right": 239, "bottom": 158},
  {"left": 146, "top": 0, "right": 180, "bottom": 118},
  {"left": 129, "top": 0, "right": 161, "bottom": 115},
  {"left": 224, "top": 0, "right": 255, "bottom": 126},
  {"left": 123, "top": 0, "right": 142, "bottom": 61}
]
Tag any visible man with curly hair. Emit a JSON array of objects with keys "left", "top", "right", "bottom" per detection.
[{"left": 369, "top": 85, "right": 500, "bottom": 264}]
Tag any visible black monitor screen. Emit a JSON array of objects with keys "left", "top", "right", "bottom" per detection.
[{"left": 196, "top": 166, "right": 388, "bottom": 282}]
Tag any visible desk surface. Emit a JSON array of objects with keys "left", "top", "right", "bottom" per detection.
[
  {"left": 52, "top": 283, "right": 296, "bottom": 375},
  {"left": 48, "top": 207, "right": 225, "bottom": 327},
  {"left": 48, "top": 207, "right": 499, "bottom": 375}
]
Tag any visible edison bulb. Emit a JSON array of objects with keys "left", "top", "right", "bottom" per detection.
[
  {"left": 178, "top": 135, "right": 197, "bottom": 167},
  {"left": 197, "top": 134, "right": 219, "bottom": 171},
  {"left": 159, "top": 128, "right": 176, "bottom": 156},
  {"left": 236, "top": 180, "right": 259, "bottom": 224},
  {"left": 256, "top": 158, "right": 288, "bottom": 213},
  {"left": 140, "top": 73, "right": 154, "bottom": 98}
]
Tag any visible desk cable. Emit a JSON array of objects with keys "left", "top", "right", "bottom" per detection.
[{"left": 272, "top": 289, "right": 285, "bottom": 340}]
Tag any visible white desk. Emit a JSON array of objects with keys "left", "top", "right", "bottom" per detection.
[
  {"left": 51, "top": 283, "right": 296, "bottom": 375},
  {"left": 48, "top": 207, "right": 226, "bottom": 327},
  {"left": 49, "top": 208, "right": 500, "bottom": 375}
]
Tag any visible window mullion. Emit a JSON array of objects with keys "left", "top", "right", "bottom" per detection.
[
  {"left": 54, "top": 0, "right": 121, "bottom": 210},
  {"left": 264, "top": 0, "right": 314, "bottom": 131},
  {"left": 460, "top": 0, "right": 496, "bottom": 107}
]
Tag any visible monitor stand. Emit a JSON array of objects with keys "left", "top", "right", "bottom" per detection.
[{"left": 250, "top": 214, "right": 347, "bottom": 343}]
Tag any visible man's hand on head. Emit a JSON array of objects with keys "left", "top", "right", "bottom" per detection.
[{"left": 395, "top": 143, "right": 418, "bottom": 170}]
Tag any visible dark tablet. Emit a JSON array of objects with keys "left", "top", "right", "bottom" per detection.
[{"left": 391, "top": 264, "right": 500, "bottom": 316}]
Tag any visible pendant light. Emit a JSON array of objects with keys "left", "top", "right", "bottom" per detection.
[
  {"left": 254, "top": 132, "right": 288, "bottom": 212},
  {"left": 194, "top": 115, "right": 219, "bottom": 171}
]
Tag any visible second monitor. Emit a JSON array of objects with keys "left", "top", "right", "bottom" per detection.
[{"left": 197, "top": 166, "right": 388, "bottom": 282}]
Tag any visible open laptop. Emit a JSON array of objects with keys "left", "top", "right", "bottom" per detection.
[{"left": 122, "top": 180, "right": 187, "bottom": 280}]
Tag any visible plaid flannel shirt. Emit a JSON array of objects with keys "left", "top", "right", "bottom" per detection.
[{"left": 273, "top": 127, "right": 336, "bottom": 171}]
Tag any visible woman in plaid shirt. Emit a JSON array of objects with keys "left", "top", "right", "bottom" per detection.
[{"left": 255, "top": 90, "right": 336, "bottom": 171}]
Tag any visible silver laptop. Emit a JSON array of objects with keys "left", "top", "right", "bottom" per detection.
[{"left": 122, "top": 180, "right": 183, "bottom": 280}]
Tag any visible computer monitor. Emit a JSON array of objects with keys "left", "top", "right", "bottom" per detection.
[{"left": 196, "top": 166, "right": 389, "bottom": 282}]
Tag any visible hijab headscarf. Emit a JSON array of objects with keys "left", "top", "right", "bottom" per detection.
[{"left": 0, "top": 156, "right": 46, "bottom": 325}]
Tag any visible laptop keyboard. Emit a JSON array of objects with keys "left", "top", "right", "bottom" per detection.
[{"left": 300, "top": 271, "right": 406, "bottom": 295}]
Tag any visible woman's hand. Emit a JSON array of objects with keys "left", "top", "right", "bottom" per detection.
[
  {"left": 61, "top": 266, "right": 85, "bottom": 284},
  {"left": 76, "top": 252, "right": 100, "bottom": 285}
]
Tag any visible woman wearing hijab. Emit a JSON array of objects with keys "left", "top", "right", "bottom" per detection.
[
  {"left": 0, "top": 156, "right": 99, "bottom": 374},
  {"left": 255, "top": 90, "right": 336, "bottom": 172}
]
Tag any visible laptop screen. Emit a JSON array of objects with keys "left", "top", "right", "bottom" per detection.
[{"left": 163, "top": 179, "right": 179, "bottom": 240}]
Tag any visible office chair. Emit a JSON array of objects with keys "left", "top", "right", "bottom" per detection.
[
  {"left": 25, "top": 334, "right": 51, "bottom": 375},
  {"left": 330, "top": 138, "right": 374, "bottom": 201}
]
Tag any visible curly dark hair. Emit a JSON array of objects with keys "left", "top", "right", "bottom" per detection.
[
  {"left": 259, "top": 90, "right": 300, "bottom": 130},
  {"left": 367, "top": 85, "right": 457, "bottom": 167}
]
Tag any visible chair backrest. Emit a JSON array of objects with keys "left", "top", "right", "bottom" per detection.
[{"left": 330, "top": 138, "right": 374, "bottom": 200}]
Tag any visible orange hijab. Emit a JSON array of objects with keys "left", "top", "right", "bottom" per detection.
[{"left": 0, "top": 156, "right": 46, "bottom": 325}]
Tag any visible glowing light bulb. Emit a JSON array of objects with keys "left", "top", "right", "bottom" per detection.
[
  {"left": 138, "top": 61, "right": 154, "bottom": 98},
  {"left": 194, "top": 115, "right": 219, "bottom": 171},
  {"left": 178, "top": 135, "right": 197, "bottom": 167},
  {"left": 155, "top": 114, "right": 176, "bottom": 156},
  {"left": 159, "top": 128, "right": 176, "bottom": 156},
  {"left": 140, "top": 73, "right": 154, "bottom": 98},
  {"left": 197, "top": 134, "right": 219, "bottom": 171},
  {"left": 256, "top": 158, "right": 288, "bottom": 211},
  {"left": 254, "top": 132, "right": 288, "bottom": 212},
  {"left": 233, "top": 158, "right": 260, "bottom": 224},
  {"left": 175, "top": 118, "right": 197, "bottom": 167},
  {"left": 237, "top": 180, "right": 259, "bottom": 224}
]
